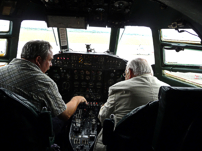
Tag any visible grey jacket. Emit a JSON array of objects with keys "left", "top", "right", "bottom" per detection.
[{"left": 93, "top": 74, "right": 169, "bottom": 151}]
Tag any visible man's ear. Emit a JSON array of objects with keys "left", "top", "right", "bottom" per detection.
[
  {"left": 129, "top": 69, "right": 135, "bottom": 78},
  {"left": 35, "top": 56, "right": 42, "bottom": 67}
]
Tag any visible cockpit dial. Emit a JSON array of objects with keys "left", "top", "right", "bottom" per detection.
[
  {"left": 86, "top": 76, "right": 90, "bottom": 80},
  {"left": 79, "top": 57, "right": 83, "bottom": 63}
]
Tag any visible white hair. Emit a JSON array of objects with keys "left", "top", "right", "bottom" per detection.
[{"left": 126, "top": 58, "right": 152, "bottom": 76}]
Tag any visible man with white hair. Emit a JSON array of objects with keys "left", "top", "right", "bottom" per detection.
[{"left": 93, "top": 58, "right": 169, "bottom": 151}]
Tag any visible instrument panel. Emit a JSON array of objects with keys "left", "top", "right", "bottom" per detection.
[
  {"left": 48, "top": 52, "right": 127, "bottom": 102},
  {"left": 52, "top": 52, "right": 126, "bottom": 70},
  {"left": 47, "top": 52, "right": 127, "bottom": 151}
]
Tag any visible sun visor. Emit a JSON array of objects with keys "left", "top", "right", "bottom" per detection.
[{"left": 47, "top": 16, "right": 86, "bottom": 29}]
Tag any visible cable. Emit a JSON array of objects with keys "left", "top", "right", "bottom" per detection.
[{"left": 176, "top": 29, "right": 199, "bottom": 37}]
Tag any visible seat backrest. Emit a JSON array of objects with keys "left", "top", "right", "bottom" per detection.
[
  {"left": 152, "top": 86, "right": 202, "bottom": 151},
  {"left": 103, "top": 118, "right": 115, "bottom": 145},
  {"left": 105, "top": 100, "right": 159, "bottom": 151},
  {"left": 0, "top": 88, "right": 54, "bottom": 151}
]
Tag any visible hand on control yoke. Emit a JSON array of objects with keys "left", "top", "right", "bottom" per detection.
[{"left": 74, "top": 96, "right": 87, "bottom": 104}]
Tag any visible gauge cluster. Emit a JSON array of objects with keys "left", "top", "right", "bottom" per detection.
[
  {"left": 47, "top": 52, "right": 127, "bottom": 151},
  {"left": 48, "top": 52, "right": 127, "bottom": 102},
  {"left": 52, "top": 52, "right": 126, "bottom": 70}
]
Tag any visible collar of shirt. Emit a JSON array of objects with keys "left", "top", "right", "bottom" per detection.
[
  {"left": 132, "top": 73, "right": 152, "bottom": 79},
  {"left": 9, "top": 58, "right": 43, "bottom": 73}
]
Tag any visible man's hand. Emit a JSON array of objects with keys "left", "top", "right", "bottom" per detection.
[
  {"left": 72, "top": 96, "right": 87, "bottom": 104},
  {"left": 59, "top": 96, "right": 87, "bottom": 121}
]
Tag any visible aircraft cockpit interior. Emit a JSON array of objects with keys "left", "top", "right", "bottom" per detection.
[
  {"left": 0, "top": 0, "right": 202, "bottom": 150},
  {"left": 47, "top": 51, "right": 127, "bottom": 150}
]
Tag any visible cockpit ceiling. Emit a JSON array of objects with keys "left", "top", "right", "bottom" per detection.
[
  {"left": 1, "top": 0, "right": 202, "bottom": 27},
  {"left": 157, "top": 0, "right": 202, "bottom": 27},
  {"left": 40, "top": 0, "right": 202, "bottom": 27}
]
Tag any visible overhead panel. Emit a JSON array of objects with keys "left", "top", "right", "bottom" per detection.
[
  {"left": 47, "top": 16, "right": 86, "bottom": 29},
  {"left": 43, "top": 0, "right": 135, "bottom": 28}
]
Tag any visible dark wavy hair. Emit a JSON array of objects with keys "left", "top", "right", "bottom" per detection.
[{"left": 21, "top": 40, "right": 52, "bottom": 61}]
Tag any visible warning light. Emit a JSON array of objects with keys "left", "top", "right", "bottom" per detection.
[{"left": 57, "top": 57, "right": 60, "bottom": 60}]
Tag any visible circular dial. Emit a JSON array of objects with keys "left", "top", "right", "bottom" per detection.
[
  {"left": 89, "top": 82, "right": 94, "bottom": 87},
  {"left": 62, "top": 82, "right": 70, "bottom": 89},
  {"left": 74, "top": 81, "right": 79, "bottom": 87},
  {"left": 97, "top": 76, "right": 102, "bottom": 81},
  {"left": 96, "top": 82, "right": 102, "bottom": 88},
  {"left": 86, "top": 70, "right": 90, "bottom": 75},
  {"left": 86, "top": 76, "right": 90, "bottom": 80},
  {"left": 80, "top": 70, "right": 84, "bottom": 74},
  {"left": 97, "top": 71, "right": 102, "bottom": 75},
  {"left": 66, "top": 73, "right": 71, "bottom": 79},
  {"left": 108, "top": 79, "right": 114, "bottom": 85},
  {"left": 81, "top": 82, "right": 87, "bottom": 87},
  {"left": 74, "top": 75, "right": 78, "bottom": 79},
  {"left": 110, "top": 73, "right": 114, "bottom": 77},
  {"left": 80, "top": 75, "right": 84, "bottom": 80}
]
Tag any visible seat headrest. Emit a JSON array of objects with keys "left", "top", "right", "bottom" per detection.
[
  {"left": 0, "top": 88, "right": 39, "bottom": 115},
  {"left": 153, "top": 86, "right": 202, "bottom": 151},
  {"left": 158, "top": 86, "right": 202, "bottom": 109}
]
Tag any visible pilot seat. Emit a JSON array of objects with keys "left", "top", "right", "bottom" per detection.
[
  {"left": 103, "top": 86, "right": 202, "bottom": 151},
  {"left": 0, "top": 88, "right": 54, "bottom": 151}
]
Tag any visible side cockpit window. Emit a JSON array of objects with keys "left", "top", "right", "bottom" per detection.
[
  {"left": 0, "top": 39, "right": 7, "bottom": 57},
  {"left": 67, "top": 27, "right": 111, "bottom": 53},
  {"left": 116, "top": 26, "right": 155, "bottom": 66},
  {"left": 17, "top": 20, "right": 60, "bottom": 58},
  {"left": 161, "top": 28, "right": 202, "bottom": 87},
  {"left": 0, "top": 20, "right": 10, "bottom": 32},
  {"left": 0, "top": 20, "right": 10, "bottom": 57},
  {"left": 161, "top": 29, "right": 201, "bottom": 44}
]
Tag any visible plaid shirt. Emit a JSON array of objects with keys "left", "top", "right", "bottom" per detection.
[{"left": 0, "top": 58, "right": 66, "bottom": 117}]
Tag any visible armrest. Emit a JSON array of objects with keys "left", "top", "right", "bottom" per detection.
[
  {"left": 38, "top": 109, "right": 54, "bottom": 147},
  {"left": 102, "top": 118, "right": 115, "bottom": 145}
]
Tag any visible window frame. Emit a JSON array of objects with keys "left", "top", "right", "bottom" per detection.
[
  {"left": 0, "top": 20, "right": 12, "bottom": 59},
  {"left": 159, "top": 28, "right": 202, "bottom": 87},
  {"left": 0, "top": 19, "right": 11, "bottom": 33},
  {"left": 66, "top": 26, "right": 112, "bottom": 53},
  {"left": 17, "top": 20, "right": 60, "bottom": 57},
  {"left": 162, "top": 42, "right": 202, "bottom": 68},
  {"left": 0, "top": 38, "right": 8, "bottom": 57},
  {"left": 160, "top": 28, "right": 201, "bottom": 45}
]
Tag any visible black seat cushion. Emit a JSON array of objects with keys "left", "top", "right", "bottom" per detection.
[
  {"left": 106, "top": 100, "right": 159, "bottom": 151},
  {"left": 0, "top": 88, "right": 53, "bottom": 151},
  {"left": 153, "top": 86, "right": 202, "bottom": 151}
]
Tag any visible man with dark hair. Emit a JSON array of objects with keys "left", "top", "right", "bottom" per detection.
[
  {"left": 93, "top": 58, "right": 169, "bottom": 151},
  {"left": 0, "top": 40, "right": 87, "bottom": 124}
]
